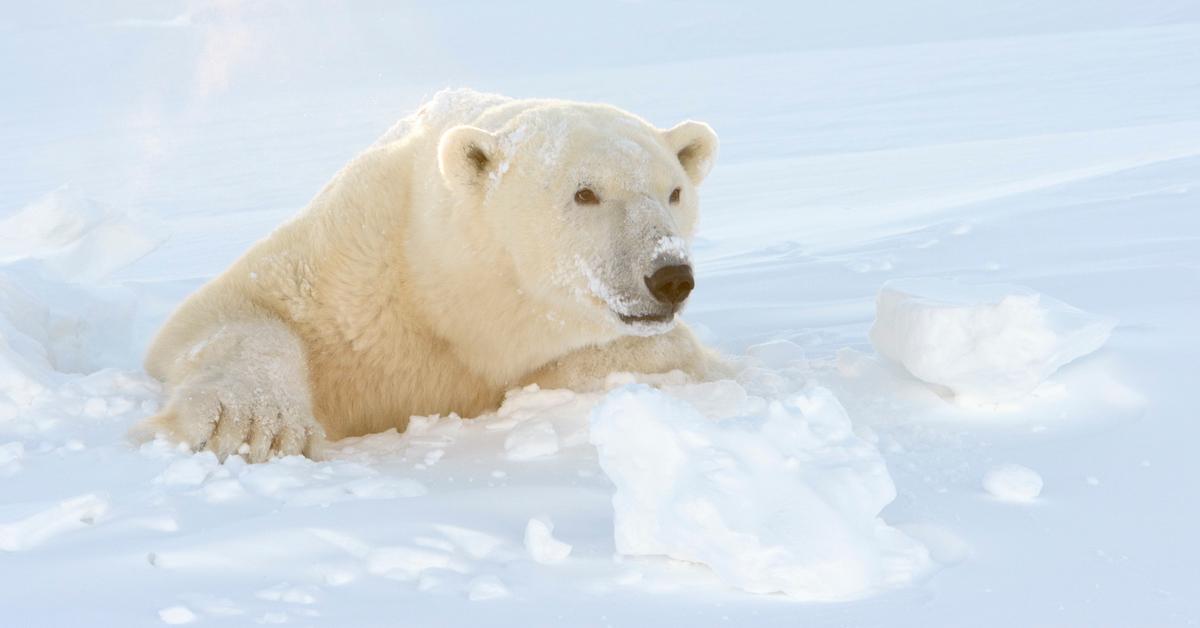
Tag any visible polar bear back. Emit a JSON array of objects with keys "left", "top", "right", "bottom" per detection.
[{"left": 375, "top": 88, "right": 518, "bottom": 146}]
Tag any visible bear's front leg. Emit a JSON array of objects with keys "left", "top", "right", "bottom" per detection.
[
  {"left": 134, "top": 319, "right": 325, "bottom": 462},
  {"left": 528, "top": 322, "right": 733, "bottom": 390}
]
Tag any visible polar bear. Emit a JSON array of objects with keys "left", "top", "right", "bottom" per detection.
[{"left": 135, "top": 89, "right": 727, "bottom": 462}]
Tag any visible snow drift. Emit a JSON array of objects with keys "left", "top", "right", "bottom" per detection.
[{"left": 0, "top": 187, "right": 162, "bottom": 282}]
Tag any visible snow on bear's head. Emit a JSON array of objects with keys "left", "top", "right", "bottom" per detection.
[{"left": 436, "top": 102, "right": 718, "bottom": 337}]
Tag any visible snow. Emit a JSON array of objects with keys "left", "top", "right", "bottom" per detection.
[
  {"left": 0, "top": 188, "right": 163, "bottom": 282},
  {"left": 0, "top": 441, "right": 24, "bottom": 476},
  {"left": 157, "top": 606, "right": 197, "bottom": 625},
  {"left": 652, "top": 235, "right": 690, "bottom": 262},
  {"left": 0, "top": 493, "right": 109, "bottom": 552},
  {"left": 870, "top": 279, "right": 1117, "bottom": 402},
  {"left": 466, "top": 575, "right": 511, "bottom": 601},
  {"left": 503, "top": 418, "right": 560, "bottom": 461},
  {"left": 2, "top": 1, "right": 1200, "bottom": 626},
  {"left": 982, "top": 464, "right": 1045, "bottom": 502},
  {"left": 523, "top": 517, "right": 572, "bottom": 565},
  {"left": 590, "top": 384, "right": 930, "bottom": 600}
]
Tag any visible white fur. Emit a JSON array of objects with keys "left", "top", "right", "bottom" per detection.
[{"left": 135, "top": 89, "right": 726, "bottom": 462}]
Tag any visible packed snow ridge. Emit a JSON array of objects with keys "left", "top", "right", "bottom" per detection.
[
  {"left": 869, "top": 278, "right": 1116, "bottom": 403},
  {"left": 590, "top": 383, "right": 931, "bottom": 601}
]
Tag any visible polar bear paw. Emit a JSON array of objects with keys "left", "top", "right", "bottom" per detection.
[{"left": 136, "top": 373, "right": 325, "bottom": 463}]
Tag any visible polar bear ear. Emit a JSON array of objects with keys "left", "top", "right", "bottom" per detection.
[
  {"left": 662, "top": 120, "right": 719, "bottom": 185},
  {"left": 438, "top": 125, "right": 500, "bottom": 192}
]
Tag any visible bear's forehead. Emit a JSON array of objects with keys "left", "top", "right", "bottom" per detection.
[
  {"left": 576, "top": 136, "right": 653, "bottom": 164},
  {"left": 515, "top": 117, "right": 668, "bottom": 172},
  {"left": 514, "top": 106, "right": 657, "bottom": 144}
]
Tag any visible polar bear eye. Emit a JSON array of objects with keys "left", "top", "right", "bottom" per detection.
[
  {"left": 574, "top": 187, "right": 600, "bottom": 205},
  {"left": 669, "top": 187, "right": 681, "bottom": 204}
]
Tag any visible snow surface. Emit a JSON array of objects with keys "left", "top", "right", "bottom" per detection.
[
  {"left": 3, "top": 1, "right": 1200, "bottom": 626},
  {"left": 869, "top": 278, "right": 1116, "bottom": 402}
]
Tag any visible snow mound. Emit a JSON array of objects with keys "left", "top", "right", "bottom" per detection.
[
  {"left": 0, "top": 278, "right": 57, "bottom": 411},
  {"left": 0, "top": 189, "right": 165, "bottom": 413},
  {"left": 466, "top": 574, "right": 510, "bottom": 601},
  {"left": 982, "top": 464, "right": 1043, "bottom": 502},
  {"left": 869, "top": 279, "right": 1116, "bottom": 402},
  {"left": 0, "top": 268, "right": 147, "bottom": 385},
  {"left": 589, "top": 384, "right": 930, "bottom": 601},
  {"left": 0, "top": 493, "right": 110, "bottom": 551},
  {"left": 504, "top": 420, "right": 559, "bottom": 460},
  {"left": 0, "top": 187, "right": 162, "bottom": 282}
]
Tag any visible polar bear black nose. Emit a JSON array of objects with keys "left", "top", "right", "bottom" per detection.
[{"left": 645, "top": 264, "right": 694, "bottom": 305}]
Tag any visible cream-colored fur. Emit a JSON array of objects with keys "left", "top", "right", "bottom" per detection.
[{"left": 135, "top": 89, "right": 727, "bottom": 462}]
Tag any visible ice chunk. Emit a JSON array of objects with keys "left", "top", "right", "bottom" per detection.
[
  {"left": 589, "top": 384, "right": 929, "bottom": 601},
  {"left": 524, "top": 517, "right": 572, "bottom": 564},
  {"left": 869, "top": 279, "right": 1116, "bottom": 402},
  {"left": 982, "top": 464, "right": 1043, "bottom": 502}
]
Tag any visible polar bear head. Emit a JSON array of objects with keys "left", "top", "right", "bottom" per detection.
[{"left": 437, "top": 102, "right": 718, "bottom": 338}]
